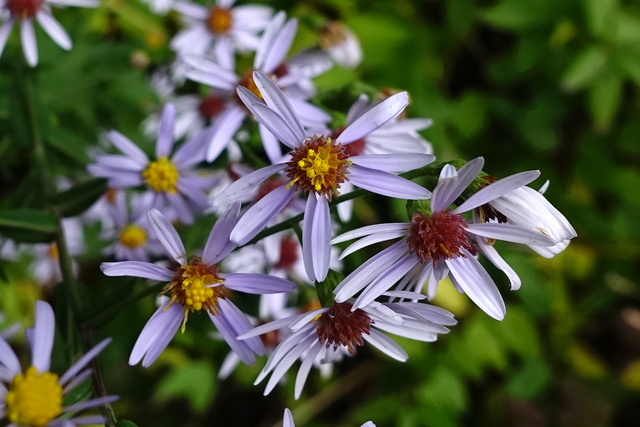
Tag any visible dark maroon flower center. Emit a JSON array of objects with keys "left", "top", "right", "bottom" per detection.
[
  {"left": 406, "top": 210, "right": 473, "bottom": 265},
  {"left": 6, "top": 0, "right": 42, "bottom": 18},
  {"left": 199, "top": 94, "right": 226, "bottom": 120},
  {"left": 274, "top": 236, "right": 299, "bottom": 270},
  {"left": 332, "top": 126, "right": 366, "bottom": 157},
  {"left": 316, "top": 302, "right": 372, "bottom": 354}
]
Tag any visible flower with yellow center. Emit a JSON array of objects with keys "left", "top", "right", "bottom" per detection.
[
  {"left": 206, "top": 6, "right": 232, "bottom": 35},
  {"left": 285, "top": 136, "right": 350, "bottom": 198},
  {"left": 5, "top": 367, "right": 63, "bottom": 427},
  {"left": 142, "top": 157, "right": 180, "bottom": 194},
  {"left": 119, "top": 224, "right": 148, "bottom": 249}
]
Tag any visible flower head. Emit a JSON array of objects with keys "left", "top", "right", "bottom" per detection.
[
  {"left": 101, "top": 207, "right": 296, "bottom": 367},
  {"left": 0, "top": 301, "right": 116, "bottom": 426}
]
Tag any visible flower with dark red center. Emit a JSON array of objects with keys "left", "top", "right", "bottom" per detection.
[
  {"left": 199, "top": 93, "right": 226, "bottom": 120},
  {"left": 406, "top": 211, "right": 474, "bottom": 265},
  {"left": 6, "top": 0, "right": 42, "bottom": 18},
  {"left": 274, "top": 236, "right": 299, "bottom": 270},
  {"left": 316, "top": 302, "right": 372, "bottom": 353}
]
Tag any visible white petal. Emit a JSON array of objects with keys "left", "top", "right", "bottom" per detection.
[
  {"left": 431, "top": 157, "right": 483, "bottom": 212},
  {"left": 454, "top": 170, "right": 540, "bottom": 213},
  {"left": 309, "top": 196, "right": 331, "bottom": 282},
  {"left": 362, "top": 329, "right": 407, "bottom": 361},
  {"left": 205, "top": 106, "right": 245, "bottom": 162},
  {"left": 36, "top": 12, "right": 71, "bottom": 50},
  {"left": 339, "top": 230, "right": 407, "bottom": 259},
  {"left": 477, "top": 238, "right": 521, "bottom": 290},
  {"left": 467, "top": 222, "right": 557, "bottom": 245},
  {"left": 0, "top": 20, "right": 15, "bottom": 58},
  {"left": 106, "top": 130, "right": 149, "bottom": 166},
  {"left": 331, "top": 222, "right": 408, "bottom": 244},
  {"left": 32, "top": 301, "right": 55, "bottom": 372},
  {"left": 20, "top": 19, "right": 38, "bottom": 67}
]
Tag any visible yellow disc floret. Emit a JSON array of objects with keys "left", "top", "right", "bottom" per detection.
[
  {"left": 285, "top": 136, "right": 351, "bottom": 199},
  {"left": 142, "top": 157, "right": 180, "bottom": 194},
  {"left": 119, "top": 224, "right": 148, "bottom": 249},
  {"left": 164, "top": 258, "right": 226, "bottom": 332},
  {"left": 206, "top": 6, "right": 233, "bottom": 35},
  {"left": 6, "top": 366, "right": 63, "bottom": 427}
]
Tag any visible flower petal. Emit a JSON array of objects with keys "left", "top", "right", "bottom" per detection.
[
  {"left": 337, "top": 92, "right": 408, "bottom": 144},
  {"left": 20, "top": 18, "right": 38, "bottom": 67},
  {"left": 129, "top": 303, "right": 182, "bottom": 366},
  {"left": 348, "top": 164, "right": 431, "bottom": 200},
  {"left": 100, "top": 261, "right": 174, "bottom": 281},
  {"left": 454, "top": 170, "right": 541, "bottom": 213},
  {"left": 146, "top": 209, "right": 187, "bottom": 264},
  {"left": 253, "top": 71, "right": 305, "bottom": 142},
  {"left": 36, "top": 12, "right": 71, "bottom": 50},
  {"left": 156, "top": 104, "right": 176, "bottom": 158},
  {"left": 32, "top": 301, "right": 55, "bottom": 372},
  {"left": 202, "top": 203, "right": 240, "bottom": 264},
  {"left": 222, "top": 273, "right": 295, "bottom": 294},
  {"left": 467, "top": 222, "right": 557, "bottom": 245},
  {"left": 59, "top": 338, "right": 111, "bottom": 385},
  {"left": 431, "top": 157, "right": 483, "bottom": 212},
  {"left": 309, "top": 196, "right": 331, "bottom": 282},
  {"left": 106, "top": 130, "right": 149, "bottom": 167},
  {"left": 205, "top": 106, "right": 246, "bottom": 162},
  {"left": 350, "top": 153, "right": 434, "bottom": 172},
  {"left": 213, "top": 163, "right": 286, "bottom": 207}
]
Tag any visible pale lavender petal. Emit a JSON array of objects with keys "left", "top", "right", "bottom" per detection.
[
  {"left": 261, "top": 17, "right": 297, "bottom": 72},
  {"left": 289, "top": 308, "right": 327, "bottom": 331},
  {"left": 32, "top": 301, "right": 55, "bottom": 372},
  {"left": 156, "top": 104, "right": 176, "bottom": 158},
  {"left": 100, "top": 261, "right": 173, "bottom": 280},
  {"left": 184, "top": 55, "right": 238, "bottom": 89},
  {"left": 129, "top": 303, "right": 182, "bottom": 366},
  {"left": 337, "top": 92, "right": 408, "bottom": 144},
  {"left": 147, "top": 209, "right": 187, "bottom": 264},
  {"left": 0, "top": 338, "right": 21, "bottom": 377},
  {"left": 210, "top": 299, "right": 263, "bottom": 364},
  {"left": 353, "top": 253, "right": 417, "bottom": 309},
  {"left": 172, "top": 1, "right": 208, "bottom": 18},
  {"left": 259, "top": 124, "right": 283, "bottom": 164},
  {"left": 263, "top": 334, "right": 316, "bottom": 395},
  {"left": 339, "top": 230, "right": 408, "bottom": 259},
  {"left": 253, "top": 11, "right": 286, "bottom": 70},
  {"left": 294, "top": 339, "right": 322, "bottom": 399},
  {"left": 213, "top": 36, "right": 234, "bottom": 70},
  {"left": 348, "top": 164, "right": 431, "bottom": 200},
  {"left": 0, "top": 20, "right": 15, "bottom": 58},
  {"left": 20, "top": 18, "right": 38, "bottom": 67},
  {"left": 253, "top": 71, "right": 305, "bottom": 142},
  {"left": 213, "top": 163, "right": 286, "bottom": 206},
  {"left": 62, "top": 396, "right": 119, "bottom": 414},
  {"left": 283, "top": 408, "right": 295, "bottom": 427},
  {"left": 467, "top": 223, "right": 557, "bottom": 245},
  {"left": 166, "top": 192, "right": 195, "bottom": 225},
  {"left": 350, "top": 154, "right": 434, "bottom": 172},
  {"left": 106, "top": 130, "right": 149, "bottom": 166},
  {"left": 92, "top": 155, "right": 146, "bottom": 172},
  {"left": 477, "top": 238, "right": 521, "bottom": 290},
  {"left": 309, "top": 196, "right": 331, "bottom": 282},
  {"left": 301, "top": 193, "right": 317, "bottom": 281},
  {"left": 222, "top": 273, "right": 295, "bottom": 293},
  {"left": 172, "top": 128, "right": 208, "bottom": 168},
  {"left": 239, "top": 93, "right": 302, "bottom": 149},
  {"left": 36, "top": 12, "right": 71, "bottom": 50},
  {"left": 331, "top": 223, "right": 408, "bottom": 244},
  {"left": 346, "top": 94, "right": 370, "bottom": 123},
  {"left": 205, "top": 106, "right": 245, "bottom": 162},
  {"left": 62, "top": 416, "right": 106, "bottom": 425},
  {"left": 260, "top": 324, "right": 314, "bottom": 375},
  {"left": 62, "top": 369, "right": 92, "bottom": 393},
  {"left": 230, "top": 185, "right": 294, "bottom": 245},
  {"left": 59, "top": 338, "right": 111, "bottom": 385},
  {"left": 362, "top": 329, "right": 407, "bottom": 361},
  {"left": 431, "top": 157, "right": 484, "bottom": 212},
  {"left": 202, "top": 203, "right": 240, "bottom": 264},
  {"left": 47, "top": 0, "right": 99, "bottom": 6},
  {"left": 238, "top": 316, "right": 297, "bottom": 339},
  {"left": 454, "top": 170, "right": 541, "bottom": 213},
  {"left": 446, "top": 251, "right": 505, "bottom": 320}
]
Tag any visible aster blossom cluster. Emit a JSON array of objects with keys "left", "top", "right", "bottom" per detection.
[{"left": 0, "top": 1, "right": 581, "bottom": 425}]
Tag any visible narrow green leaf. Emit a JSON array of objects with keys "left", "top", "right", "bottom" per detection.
[
  {"left": 584, "top": 0, "right": 617, "bottom": 37},
  {"left": 561, "top": 46, "right": 608, "bottom": 91},
  {"left": 483, "top": 0, "right": 552, "bottom": 31},
  {"left": 53, "top": 178, "right": 108, "bottom": 217},
  {"left": 0, "top": 209, "right": 57, "bottom": 243}
]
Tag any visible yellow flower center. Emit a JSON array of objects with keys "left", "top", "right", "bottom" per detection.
[
  {"left": 119, "top": 224, "right": 147, "bottom": 249},
  {"left": 206, "top": 6, "right": 233, "bottom": 35},
  {"left": 164, "top": 258, "right": 226, "bottom": 332},
  {"left": 142, "top": 157, "right": 180, "bottom": 194},
  {"left": 285, "top": 136, "right": 351, "bottom": 199},
  {"left": 6, "top": 366, "right": 63, "bottom": 427}
]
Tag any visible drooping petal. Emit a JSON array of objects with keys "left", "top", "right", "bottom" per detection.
[
  {"left": 20, "top": 18, "right": 38, "bottom": 67},
  {"left": 353, "top": 253, "right": 417, "bottom": 309},
  {"left": 202, "top": 203, "right": 240, "bottom": 264},
  {"left": 32, "top": 301, "right": 55, "bottom": 372},
  {"left": 362, "top": 329, "right": 407, "bottom": 361},
  {"left": 59, "top": 338, "right": 111, "bottom": 385},
  {"left": 350, "top": 153, "right": 434, "bottom": 172},
  {"left": 213, "top": 163, "right": 286, "bottom": 207},
  {"left": 129, "top": 303, "right": 182, "bottom": 366},
  {"left": 36, "top": 12, "right": 71, "bottom": 50},
  {"left": 294, "top": 341, "right": 322, "bottom": 399},
  {"left": 222, "top": 273, "right": 295, "bottom": 294},
  {"left": 146, "top": 209, "right": 187, "bottom": 264},
  {"left": 100, "top": 261, "right": 174, "bottom": 281},
  {"left": 337, "top": 92, "right": 408, "bottom": 145},
  {"left": 467, "top": 222, "right": 558, "bottom": 245},
  {"left": 348, "top": 164, "right": 431, "bottom": 200},
  {"left": 205, "top": 106, "right": 246, "bottom": 162},
  {"left": 308, "top": 196, "right": 332, "bottom": 282},
  {"left": 0, "top": 20, "right": 15, "bottom": 58},
  {"left": 476, "top": 238, "right": 521, "bottom": 290},
  {"left": 283, "top": 408, "right": 295, "bottom": 427},
  {"left": 253, "top": 71, "right": 305, "bottom": 142}
]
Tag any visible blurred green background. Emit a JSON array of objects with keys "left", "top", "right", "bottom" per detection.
[{"left": 1, "top": 0, "right": 639, "bottom": 426}]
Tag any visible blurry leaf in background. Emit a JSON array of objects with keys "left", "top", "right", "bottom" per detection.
[
  {"left": 0, "top": 209, "right": 58, "bottom": 243},
  {"left": 155, "top": 360, "right": 217, "bottom": 413}
]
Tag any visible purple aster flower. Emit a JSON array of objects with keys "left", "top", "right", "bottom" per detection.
[
  {"left": 101, "top": 207, "right": 296, "bottom": 367},
  {"left": 0, "top": 0, "right": 98, "bottom": 67},
  {"left": 88, "top": 103, "right": 214, "bottom": 225},
  {"left": 332, "top": 157, "right": 559, "bottom": 320},
  {"left": 171, "top": 0, "right": 273, "bottom": 67},
  {"left": 0, "top": 301, "right": 116, "bottom": 426},
  {"left": 213, "top": 71, "right": 433, "bottom": 282},
  {"left": 240, "top": 297, "right": 455, "bottom": 398},
  {"left": 184, "top": 11, "right": 332, "bottom": 163}
]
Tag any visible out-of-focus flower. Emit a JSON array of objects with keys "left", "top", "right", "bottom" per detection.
[
  {"left": 184, "top": 11, "right": 332, "bottom": 163},
  {"left": 101, "top": 208, "right": 295, "bottom": 367},
  {"left": 214, "top": 71, "right": 433, "bottom": 282},
  {"left": 0, "top": 301, "right": 116, "bottom": 426},
  {"left": 318, "top": 21, "right": 363, "bottom": 69},
  {"left": 283, "top": 408, "right": 376, "bottom": 427},
  {"left": 142, "top": 0, "right": 176, "bottom": 15},
  {"left": 332, "top": 158, "right": 558, "bottom": 320},
  {"left": 241, "top": 297, "right": 455, "bottom": 398},
  {"left": 171, "top": 0, "right": 273, "bottom": 66},
  {"left": 0, "top": 0, "right": 99, "bottom": 67},
  {"left": 88, "top": 103, "right": 215, "bottom": 225}
]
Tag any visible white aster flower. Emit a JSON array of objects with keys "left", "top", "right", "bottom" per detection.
[
  {"left": 318, "top": 21, "right": 363, "bottom": 69},
  {"left": 88, "top": 103, "right": 214, "bottom": 225},
  {"left": 171, "top": 0, "right": 273, "bottom": 66},
  {"left": 332, "top": 158, "right": 559, "bottom": 320},
  {"left": 0, "top": 301, "right": 116, "bottom": 426},
  {"left": 184, "top": 11, "right": 332, "bottom": 163},
  {"left": 214, "top": 71, "right": 433, "bottom": 283},
  {"left": 101, "top": 207, "right": 296, "bottom": 367},
  {"left": 0, "top": 0, "right": 98, "bottom": 67},
  {"left": 240, "top": 297, "right": 455, "bottom": 398},
  {"left": 142, "top": 0, "right": 175, "bottom": 15},
  {"left": 283, "top": 408, "right": 376, "bottom": 427}
]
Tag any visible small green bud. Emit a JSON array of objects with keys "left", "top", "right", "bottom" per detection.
[
  {"left": 406, "top": 199, "right": 432, "bottom": 220},
  {"left": 316, "top": 269, "right": 345, "bottom": 308}
]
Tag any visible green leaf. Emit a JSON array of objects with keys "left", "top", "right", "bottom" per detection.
[
  {"left": 155, "top": 361, "right": 216, "bottom": 412},
  {"left": 418, "top": 366, "right": 468, "bottom": 414},
  {"left": 584, "top": 0, "right": 617, "bottom": 37},
  {"left": 62, "top": 378, "right": 92, "bottom": 406},
  {"left": 0, "top": 209, "right": 58, "bottom": 243},
  {"left": 115, "top": 421, "right": 139, "bottom": 427},
  {"left": 53, "top": 178, "right": 108, "bottom": 217},
  {"left": 588, "top": 73, "right": 622, "bottom": 133},
  {"left": 483, "top": 0, "right": 553, "bottom": 31},
  {"left": 506, "top": 357, "right": 551, "bottom": 399},
  {"left": 561, "top": 46, "right": 608, "bottom": 91}
]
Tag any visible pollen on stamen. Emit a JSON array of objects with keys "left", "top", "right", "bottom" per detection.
[
  {"left": 142, "top": 157, "right": 180, "bottom": 194},
  {"left": 316, "top": 301, "right": 372, "bottom": 354},
  {"left": 6, "top": 0, "right": 43, "bottom": 18},
  {"left": 163, "top": 257, "right": 226, "bottom": 332},
  {"left": 285, "top": 136, "right": 351, "bottom": 199},
  {"left": 406, "top": 211, "right": 474, "bottom": 265}
]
